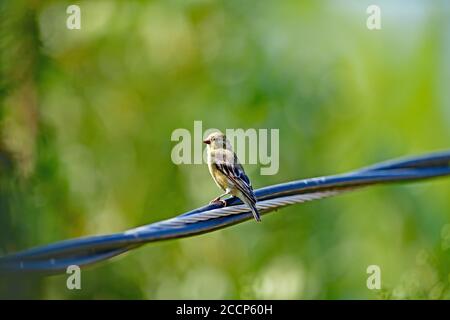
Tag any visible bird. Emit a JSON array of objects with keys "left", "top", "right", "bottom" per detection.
[{"left": 203, "top": 131, "right": 261, "bottom": 222}]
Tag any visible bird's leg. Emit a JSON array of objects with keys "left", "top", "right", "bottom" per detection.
[{"left": 209, "top": 192, "right": 229, "bottom": 206}]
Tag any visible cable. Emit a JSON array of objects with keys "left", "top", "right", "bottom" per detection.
[{"left": 1, "top": 150, "right": 449, "bottom": 275}]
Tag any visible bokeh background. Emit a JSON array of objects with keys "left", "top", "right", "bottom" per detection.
[{"left": 1, "top": 0, "right": 450, "bottom": 299}]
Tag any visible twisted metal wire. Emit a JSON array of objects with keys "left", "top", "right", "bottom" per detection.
[{"left": 1, "top": 150, "right": 449, "bottom": 275}]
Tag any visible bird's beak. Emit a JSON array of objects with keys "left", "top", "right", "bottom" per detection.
[{"left": 203, "top": 139, "right": 211, "bottom": 145}]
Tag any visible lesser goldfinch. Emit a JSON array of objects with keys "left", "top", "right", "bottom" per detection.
[{"left": 203, "top": 131, "right": 261, "bottom": 222}]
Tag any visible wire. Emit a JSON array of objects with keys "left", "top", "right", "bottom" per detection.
[{"left": 1, "top": 150, "right": 449, "bottom": 275}]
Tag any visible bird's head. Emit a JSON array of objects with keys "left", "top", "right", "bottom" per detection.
[{"left": 203, "top": 131, "right": 231, "bottom": 150}]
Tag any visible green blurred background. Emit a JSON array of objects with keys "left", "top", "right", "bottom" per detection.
[{"left": 1, "top": 0, "right": 450, "bottom": 299}]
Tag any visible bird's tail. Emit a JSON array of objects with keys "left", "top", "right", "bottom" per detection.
[{"left": 243, "top": 198, "right": 261, "bottom": 222}]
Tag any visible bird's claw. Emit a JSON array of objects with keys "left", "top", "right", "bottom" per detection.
[{"left": 209, "top": 198, "right": 227, "bottom": 207}]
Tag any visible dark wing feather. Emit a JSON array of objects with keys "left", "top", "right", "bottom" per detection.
[{"left": 214, "top": 155, "right": 256, "bottom": 204}]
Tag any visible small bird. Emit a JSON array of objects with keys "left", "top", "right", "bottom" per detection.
[{"left": 203, "top": 131, "right": 261, "bottom": 222}]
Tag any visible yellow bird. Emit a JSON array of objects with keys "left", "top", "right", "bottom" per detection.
[{"left": 203, "top": 131, "right": 261, "bottom": 222}]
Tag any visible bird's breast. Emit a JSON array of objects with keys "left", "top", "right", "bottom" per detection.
[{"left": 208, "top": 161, "right": 230, "bottom": 191}]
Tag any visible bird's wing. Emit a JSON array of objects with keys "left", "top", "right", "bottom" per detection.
[{"left": 212, "top": 149, "right": 256, "bottom": 204}]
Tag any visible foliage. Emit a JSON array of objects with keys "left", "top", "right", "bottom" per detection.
[{"left": 1, "top": 0, "right": 449, "bottom": 299}]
